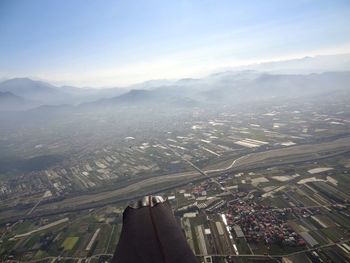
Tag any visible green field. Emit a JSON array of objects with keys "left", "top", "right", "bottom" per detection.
[
  {"left": 34, "top": 249, "right": 46, "bottom": 259},
  {"left": 236, "top": 237, "right": 252, "bottom": 254},
  {"left": 320, "top": 227, "right": 346, "bottom": 242},
  {"left": 62, "top": 237, "right": 79, "bottom": 250}
]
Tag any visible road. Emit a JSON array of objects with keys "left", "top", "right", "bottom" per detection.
[
  {"left": 15, "top": 237, "right": 350, "bottom": 262},
  {"left": 162, "top": 142, "right": 237, "bottom": 197},
  {"left": 13, "top": 218, "right": 69, "bottom": 239},
  {"left": 27, "top": 198, "right": 42, "bottom": 216},
  {"left": 204, "top": 153, "right": 253, "bottom": 174},
  {"left": 1, "top": 136, "right": 350, "bottom": 224}
]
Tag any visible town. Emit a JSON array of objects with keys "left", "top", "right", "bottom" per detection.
[{"left": 1, "top": 94, "right": 350, "bottom": 263}]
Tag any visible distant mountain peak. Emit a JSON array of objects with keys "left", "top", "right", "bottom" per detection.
[
  {"left": 0, "top": 77, "right": 70, "bottom": 104},
  {"left": 0, "top": 90, "right": 22, "bottom": 98}
]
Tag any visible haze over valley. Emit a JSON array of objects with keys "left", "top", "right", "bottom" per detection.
[{"left": 1, "top": 1, "right": 350, "bottom": 262}]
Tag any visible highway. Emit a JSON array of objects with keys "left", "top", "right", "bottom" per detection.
[
  {"left": 162, "top": 142, "right": 237, "bottom": 198},
  {"left": 204, "top": 153, "right": 253, "bottom": 174},
  {"left": 1, "top": 136, "right": 350, "bottom": 224}
]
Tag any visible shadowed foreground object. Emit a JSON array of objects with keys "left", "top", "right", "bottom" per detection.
[{"left": 111, "top": 195, "right": 197, "bottom": 263}]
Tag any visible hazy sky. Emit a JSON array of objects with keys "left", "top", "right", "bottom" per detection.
[{"left": 1, "top": 0, "right": 350, "bottom": 87}]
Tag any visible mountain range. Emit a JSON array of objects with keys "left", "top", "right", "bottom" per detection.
[
  {"left": 1, "top": 70, "right": 350, "bottom": 112},
  {"left": 0, "top": 78, "right": 127, "bottom": 110},
  {"left": 1, "top": 54, "right": 350, "bottom": 112}
]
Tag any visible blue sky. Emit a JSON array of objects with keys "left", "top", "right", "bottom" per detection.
[{"left": 1, "top": 0, "right": 350, "bottom": 86}]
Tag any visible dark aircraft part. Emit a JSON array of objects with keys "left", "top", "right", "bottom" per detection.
[{"left": 111, "top": 195, "right": 197, "bottom": 263}]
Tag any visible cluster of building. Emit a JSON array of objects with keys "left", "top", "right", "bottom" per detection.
[{"left": 227, "top": 201, "right": 306, "bottom": 247}]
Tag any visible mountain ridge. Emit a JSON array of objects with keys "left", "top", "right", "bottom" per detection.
[{"left": 1, "top": 70, "right": 350, "bottom": 112}]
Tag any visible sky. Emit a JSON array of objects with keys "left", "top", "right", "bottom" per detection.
[{"left": 1, "top": 0, "right": 350, "bottom": 87}]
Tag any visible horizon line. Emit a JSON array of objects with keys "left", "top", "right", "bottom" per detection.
[{"left": 1, "top": 51, "right": 350, "bottom": 89}]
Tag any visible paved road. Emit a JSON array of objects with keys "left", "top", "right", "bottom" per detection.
[
  {"left": 204, "top": 154, "right": 253, "bottom": 174},
  {"left": 13, "top": 218, "right": 69, "bottom": 239},
  {"left": 9, "top": 237, "right": 350, "bottom": 262},
  {"left": 194, "top": 237, "right": 350, "bottom": 257},
  {"left": 1, "top": 137, "right": 350, "bottom": 224},
  {"left": 163, "top": 142, "right": 237, "bottom": 197}
]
